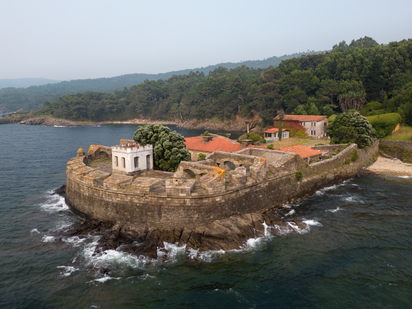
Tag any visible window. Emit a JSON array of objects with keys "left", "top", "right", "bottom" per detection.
[
  {"left": 122, "top": 157, "right": 125, "bottom": 168},
  {"left": 311, "top": 130, "right": 313, "bottom": 135},
  {"left": 314, "top": 130, "right": 316, "bottom": 136},
  {"left": 115, "top": 156, "right": 118, "bottom": 167},
  {"left": 282, "top": 132, "right": 287, "bottom": 138},
  {"left": 134, "top": 157, "right": 139, "bottom": 168}
]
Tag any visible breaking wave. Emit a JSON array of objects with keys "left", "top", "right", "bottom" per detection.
[
  {"left": 40, "top": 192, "right": 69, "bottom": 213},
  {"left": 57, "top": 265, "right": 79, "bottom": 277},
  {"left": 326, "top": 206, "right": 343, "bottom": 213},
  {"left": 42, "top": 235, "right": 56, "bottom": 242}
]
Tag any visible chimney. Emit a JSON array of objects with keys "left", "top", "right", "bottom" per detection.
[
  {"left": 202, "top": 136, "right": 213, "bottom": 143},
  {"left": 240, "top": 139, "right": 253, "bottom": 148}
]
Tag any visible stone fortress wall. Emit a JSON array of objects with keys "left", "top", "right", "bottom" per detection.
[{"left": 66, "top": 139, "right": 379, "bottom": 229}]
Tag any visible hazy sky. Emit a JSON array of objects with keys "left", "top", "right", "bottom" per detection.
[{"left": 1, "top": 0, "right": 411, "bottom": 80}]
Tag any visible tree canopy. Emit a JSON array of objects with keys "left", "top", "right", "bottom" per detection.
[
  {"left": 29, "top": 37, "right": 412, "bottom": 126},
  {"left": 132, "top": 124, "right": 190, "bottom": 172},
  {"left": 327, "top": 111, "right": 375, "bottom": 148}
]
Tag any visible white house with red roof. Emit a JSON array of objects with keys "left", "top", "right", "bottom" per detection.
[
  {"left": 263, "top": 128, "right": 289, "bottom": 141},
  {"left": 274, "top": 115, "right": 328, "bottom": 139}
]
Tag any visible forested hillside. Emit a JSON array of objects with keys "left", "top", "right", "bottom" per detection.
[
  {"left": 0, "top": 51, "right": 318, "bottom": 113},
  {"left": 34, "top": 37, "right": 412, "bottom": 126}
]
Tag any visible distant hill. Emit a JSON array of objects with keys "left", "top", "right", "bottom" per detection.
[
  {"left": 0, "top": 78, "right": 61, "bottom": 89},
  {"left": 0, "top": 50, "right": 324, "bottom": 112}
]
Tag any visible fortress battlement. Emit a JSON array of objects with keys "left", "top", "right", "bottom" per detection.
[{"left": 65, "top": 139, "right": 379, "bottom": 229}]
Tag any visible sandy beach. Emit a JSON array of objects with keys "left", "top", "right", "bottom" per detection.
[{"left": 366, "top": 156, "right": 412, "bottom": 176}]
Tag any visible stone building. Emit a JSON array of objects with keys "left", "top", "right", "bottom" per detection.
[
  {"left": 184, "top": 135, "right": 266, "bottom": 161},
  {"left": 111, "top": 140, "right": 153, "bottom": 175},
  {"left": 263, "top": 128, "right": 289, "bottom": 142},
  {"left": 273, "top": 115, "right": 328, "bottom": 139}
]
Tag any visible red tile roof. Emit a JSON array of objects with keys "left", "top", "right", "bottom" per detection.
[
  {"left": 264, "top": 128, "right": 288, "bottom": 133},
  {"left": 185, "top": 135, "right": 326, "bottom": 159},
  {"left": 185, "top": 136, "right": 244, "bottom": 153},
  {"left": 279, "top": 145, "right": 325, "bottom": 159},
  {"left": 274, "top": 115, "right": 327, "bottom": 122}
]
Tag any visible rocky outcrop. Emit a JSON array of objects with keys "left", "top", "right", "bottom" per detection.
[
  {"left": 59, "top": 209, "right": 305, "bottom": 260},
  {"left": 56, "top": 178, "right": 305, "bottom": 259},
  {"left": 20, "top": 116, "right": 97, "bottom": 127}
]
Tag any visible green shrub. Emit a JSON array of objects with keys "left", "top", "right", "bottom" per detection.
[
  {"left": 327, "top": 111, "right": 375, "bottom": 148},
  {"left": 237, "top": 132, "right": 266, "bottom": 145},
  {"left": 328, "top": 114, "right": 336, "bottom": 123},
  {"left": 360, "top": 101, "right": 383, "bottom": 116},
  {"left": 133, "top": 124, "right": 190, "bottom": 172},
  {"left": 267, "top": 144, "right": 274, "bottom": 150},
  {"left": 201, "top": 131, "right": 212, "bottom": 136},
  {"left": 197, "top": 153, "right": 206, "bottom": 161},
  {"left": 344, "top": 158, "right": 351, "bottom": 165},
  {"left": 351, "top": 150, "right": 358, "bottom": 161},
  {"left": 216, "top": 132, "right": 230, "bottom": 138},
  {"left": 296, "top": 170, "right": 303, "bottom": 181},
  {"left": 367, "top": 113, "right": 402, "bottom": 137}
]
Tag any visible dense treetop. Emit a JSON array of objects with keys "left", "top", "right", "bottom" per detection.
[
  {"left": 32, "top": 37, "right": 412, "bottom": 126},
  {"left": 133, "top": 124, "right": 190, "bottom": 172},
  {"left": 327, "top": 111, "right": 375, "bottom": 148}
]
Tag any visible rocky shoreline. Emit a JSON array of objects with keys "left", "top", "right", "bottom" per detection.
[
  {"left": 52, "top": 179, "right": 342, "bottom": 261},
  {"left": 17, "top": 115, "right": 256, "bottom": 132},
  {"left": 20, "top": 116, "right": 98, "bottom": 127}
]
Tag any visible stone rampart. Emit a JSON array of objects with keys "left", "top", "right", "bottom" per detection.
[{"left": 66, "top": 140, "right": 379, "bottom": 229}]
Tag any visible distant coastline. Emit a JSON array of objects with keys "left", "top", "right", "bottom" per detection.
[{"left": 13, "top": 115, "right": 252, "bottom": 132}]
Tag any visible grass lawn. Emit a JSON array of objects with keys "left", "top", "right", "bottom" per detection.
[
  {"left": 383, "top": 125, "right": 412, "bottom": 141},
  {"left": 265, "top": 137, "right": 330, "bottom": 148}
]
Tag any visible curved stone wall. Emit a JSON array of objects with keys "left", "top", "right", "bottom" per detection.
[{"left": 66, "top": 140, "right": 379, "bottom": 229}]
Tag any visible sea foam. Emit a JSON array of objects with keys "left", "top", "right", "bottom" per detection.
[
  {"left": 40, "top": 193, "right": 69, "bottom": 213},
  {"left": 56, "top": 265, "right": 79, "bottom": 277}
]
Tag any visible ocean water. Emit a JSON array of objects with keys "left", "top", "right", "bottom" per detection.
[{"left": 1, "top": 123, "right": 412, "bottom": 308}]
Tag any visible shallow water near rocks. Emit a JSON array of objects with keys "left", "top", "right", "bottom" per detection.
[{"left": 1, "top": 124, "right": 412, "bottom": 308}]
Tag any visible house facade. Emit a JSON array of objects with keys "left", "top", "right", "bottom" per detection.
[
  {"left": 273, "top": 115, "right": 328, "bottom": 139},
  {"left": 263, "top": 128, "right": 289, "bottom": 141}
]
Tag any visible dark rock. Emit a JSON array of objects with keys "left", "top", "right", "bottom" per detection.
[
  {"left": 53, "top": 185, "right": 66, "bottom": 197},
  {"left": 58, "top": 208, "right": 307, "bottom": 259},
  {"left": 133, "top": 232, "right": 158, "bottom": 259}
]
